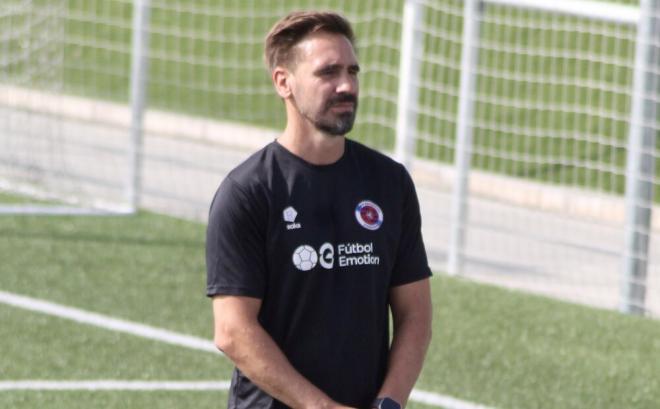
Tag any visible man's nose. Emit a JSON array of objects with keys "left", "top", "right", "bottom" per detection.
[{"left": 336, "top": 72, "right": 357, "bottom": 94}]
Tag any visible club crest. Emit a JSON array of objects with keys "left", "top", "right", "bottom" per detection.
[{"left": 355, "top": 200, "right": 383, "bottom": 231}]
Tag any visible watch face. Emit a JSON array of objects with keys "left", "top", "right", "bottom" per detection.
[{"left": 379, "top": 398, "right": 401, "bottom": 409}]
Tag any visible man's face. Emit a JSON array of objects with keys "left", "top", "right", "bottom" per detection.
[{"left": 288, "top": 32, "right": 360, "bottom": 136}]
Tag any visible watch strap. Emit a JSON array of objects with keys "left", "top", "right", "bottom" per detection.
[{"left": 372, "top": 397, "right": 402, "bottom": 409}]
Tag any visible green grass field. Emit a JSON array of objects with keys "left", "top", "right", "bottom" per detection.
[{"left": 1, "top": 191, "right": 660, "bottom": 409}]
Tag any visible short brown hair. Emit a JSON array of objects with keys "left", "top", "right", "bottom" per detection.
[{"left": 264, "top": 11, "right": 356, "bottom": 72}]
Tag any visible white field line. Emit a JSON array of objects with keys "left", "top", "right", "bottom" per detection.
[
  {"left": 0, "top": 290, "right": 218, "bottom": 354},
  {"left": 0, "top": 290, "right": 496, "bottom": 409},
  {"left": 0, "top": 380, "right": 230, "bottom": 391},
  {"left": 411, "top": 389, "right": 495, "bottom": 409}
]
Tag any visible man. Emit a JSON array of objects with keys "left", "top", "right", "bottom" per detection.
[{"left": 206, "top": 11, "right": 432, "bottom": 409}]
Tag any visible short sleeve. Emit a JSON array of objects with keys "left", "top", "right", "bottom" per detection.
[
  {"left": 389, "top": 167, "right": 433, "bottom": 287},
  {"left": 206, "top": 176, "right": 267, "bottom": 298}
]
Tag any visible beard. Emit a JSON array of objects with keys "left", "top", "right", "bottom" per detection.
[{"left": 301, "top": 93, "right": 358, "bottom": 136}]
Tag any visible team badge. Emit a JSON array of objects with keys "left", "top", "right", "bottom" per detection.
[{"left": 355, "top": 200, "right": 383, "bottom": 231}]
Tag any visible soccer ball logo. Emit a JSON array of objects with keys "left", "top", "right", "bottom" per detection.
[{"left": 292, "top": 245, "right": 318, "bottom": 271}]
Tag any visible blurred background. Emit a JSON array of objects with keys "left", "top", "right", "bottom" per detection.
[{"left": 1, "top": 1, "right": 659, "bottom": 408}]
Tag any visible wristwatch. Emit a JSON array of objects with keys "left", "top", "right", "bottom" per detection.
[{"left": 372, "top": 397, "right": 401, "bottom": 409}]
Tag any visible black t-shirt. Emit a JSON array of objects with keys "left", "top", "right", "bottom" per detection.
[{"left": 206, "top": 139, "right": 432, "bottom": 409}]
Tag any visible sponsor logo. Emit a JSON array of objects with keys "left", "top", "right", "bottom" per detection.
[
  {"left": 355, "top": 200, "right": 383, "bottom": 231},
  {"left": 319, "top": 242, "right": 334, "bottom": 269},
  {"left": 291, "top": 242, "right": 379, "bottom": 271},
  {"left": 337, "top": 242, "right": 380, "bottom": 267},
  {"left": 292, "top": 245, "right": 317, "bottom": 271},
  {"left": 283, "top": 206, "right": 301, "bottom": 230}
]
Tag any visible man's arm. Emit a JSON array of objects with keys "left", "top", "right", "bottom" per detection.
[
  {"left": 375, "top": 278, "right": 433, "bottom": 407},
  {"left": 213, "top": 295, "right": 355, "bottom": 409}
]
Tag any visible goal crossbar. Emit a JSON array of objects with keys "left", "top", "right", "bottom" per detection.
[{"left": 484, "top": 0, "right": 640, "bottom": 25}]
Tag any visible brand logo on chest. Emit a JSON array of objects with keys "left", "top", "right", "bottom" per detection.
[{"left": 283, "top": 206, "right": 301, "bottom": 230}]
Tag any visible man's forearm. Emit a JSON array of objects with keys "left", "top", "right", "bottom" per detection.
[
  {"left": 375, "top": 278, "right": 433, "bottom": 407},
  {"left": 216, "top": 320, "right": 349, "bottom": 409},
  {"left": 376, "top": 316, "right": 432, "bottom": 407}
]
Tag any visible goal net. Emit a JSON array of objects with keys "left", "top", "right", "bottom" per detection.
[
  {"left": 0, "top": 0, "right": 133, "bottom": 214},
  {"left": 413, "top": 0, "right": 659, "bottom": 314}
]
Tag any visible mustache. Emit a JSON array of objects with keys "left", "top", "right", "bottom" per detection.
[{"left": 326, "top": 93, "right": 358, "bottom": 109}]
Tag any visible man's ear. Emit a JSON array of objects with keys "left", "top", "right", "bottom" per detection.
[{"left": 272, "top": 66, "right": 293, "bottom": 99}]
